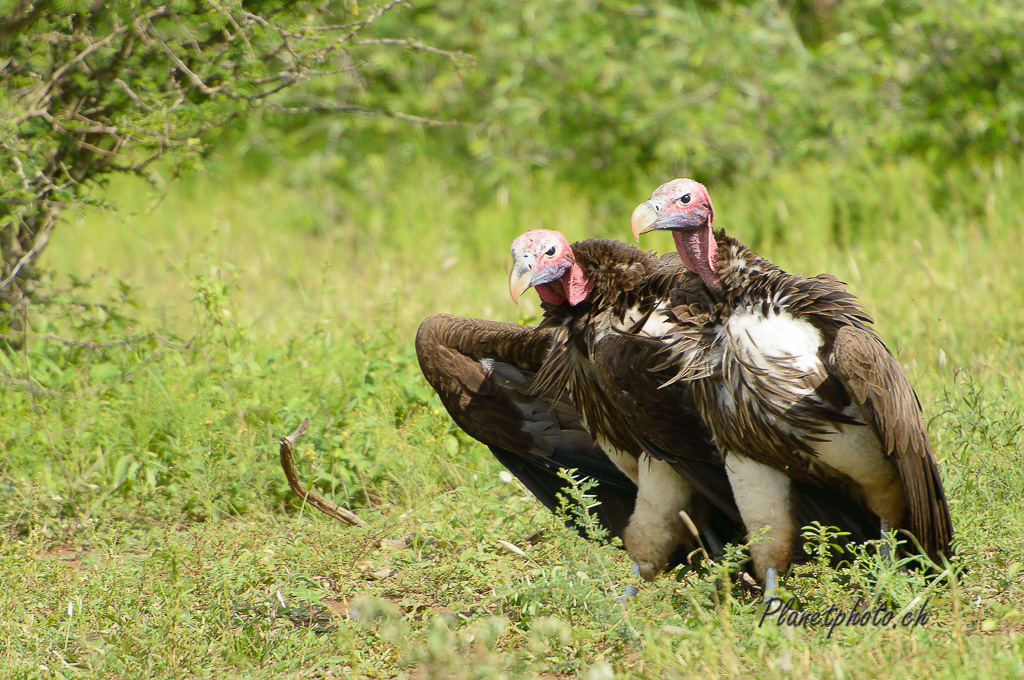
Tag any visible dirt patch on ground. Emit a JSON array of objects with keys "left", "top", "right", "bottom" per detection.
[
  {"left": 39, "top": 545, "right": 149, "bottom": 572},
  {"left": 40, "top": 545, "right": 87, "bottom": 570},
  {"left": 321, "top": 597, "right": 351, "bottom": 617}
]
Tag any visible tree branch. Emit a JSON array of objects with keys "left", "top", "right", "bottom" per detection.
[
  {"left": 32, "top": 6, "right": 170, "bottom": 108},
  {"left": 353, "top": 38, "right": 473, "bottom": 62},
  {"left": 2, "top": 0, "right": 466, "bottom": 320},
  {"left": 279, "top": 418, "right": 366, "bottom": 527},
  {"left": 266, "top": 103, "right": 469, "bottom": 127},
  {"left": 0, "top": 213, "right": 56, "bottom": 290},
  {"left": 0, "top": 0, "right": 54, "bottom": 40}
]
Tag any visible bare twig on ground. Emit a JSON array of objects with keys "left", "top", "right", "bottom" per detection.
[{"left": 279, "top": 418, "right": 366, "bottom": 527}]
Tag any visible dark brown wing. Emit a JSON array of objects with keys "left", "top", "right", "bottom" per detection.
[
  {"left": 595, "top": 330, "right": 879, "bottom": 559},
  {"left": 828, "top": 324, "right": 954, "bottom": 563},
  {"left": 592, "top": 332, "right": 739, "bottom": 521},
  {"left": 415, "top": 313, "right": 636, "bottom": 541}
]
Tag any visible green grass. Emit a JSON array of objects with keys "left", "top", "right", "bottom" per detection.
[{"left": 2, "top": 148, "right": 1023, "bottom": 677}]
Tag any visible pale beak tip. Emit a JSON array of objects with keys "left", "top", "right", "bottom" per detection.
[
  {"left": 630, "top": 201, "right": 659, "bottom": 241},
  {"left": 508, "top": 266, "right": 532, "bottom": 306}
]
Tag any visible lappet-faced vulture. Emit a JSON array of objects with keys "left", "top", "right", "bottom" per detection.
[{"left": 631, "top": 178, "right": 954, "bottom": 595}]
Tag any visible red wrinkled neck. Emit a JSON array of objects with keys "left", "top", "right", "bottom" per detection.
[
  {"left": 535, "top": 282, "right": 566, "bottom": 305},
  {"left": 673, "top": 226, "right": 720, "bottom": 290},
  {"left": 536, "top": 261, "right": 593, "bottom": 306}
]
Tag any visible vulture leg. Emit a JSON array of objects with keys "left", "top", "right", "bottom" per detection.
[
  {"left": 703, "top": 526, "right": 725, "bottom": 557},
  {"left": 622, "top": 455, "right": 697, "bottom": 581},
  {"left": 724, "top": 452, "right": 796, "bottom": 593},
  {"left": 879, "top": 518, "right": 893, "bottom": 560},
  {"left": 617, "top": 562, "right": 642, "bottom": 604},
  {"left": 827, "top": 325, "right": 954, "bottom": 567},
  {"left": 810, "top": 423, "right": 908, "bottom": 546},
  {"left": 763, "top": 567, "right": 779, "bottom": 602}
]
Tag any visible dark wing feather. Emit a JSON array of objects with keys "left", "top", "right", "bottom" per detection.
[
  {"left": 591, "top": 332, "right": 740, "bottom": 522},
  {"left": 415, "top": 313, "right": 637, "bottom": 540},
  {"left": 787, "top": 483, "right": 883, "bottom": 556},
  {"left": 595, "top": 330, "right": 880, "bottom": 561},
  {"left": 827, "top": 324, "right": 954, "bottom": 563}
]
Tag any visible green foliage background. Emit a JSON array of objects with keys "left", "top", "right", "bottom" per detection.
[
  {"left": 304, "top": 0, "right": 1024, "bottom": 186},
  {"left": 2, "top": 0, "right": 1024, "bottom": 677}
]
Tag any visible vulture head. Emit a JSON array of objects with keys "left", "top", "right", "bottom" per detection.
[
  {"left": 631, "top": 178, "right": 719, "bottom": 289},
  {"left": 509, "top": 229, "right": 594, "bottom": 306}
]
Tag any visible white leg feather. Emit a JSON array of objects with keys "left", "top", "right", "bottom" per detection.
[
  {"left": 622, "top": 455, "right": 695, "bottom": 581},
  {"left": 725, "top": 452, "right": 795, "bottom": 586},
  {"left": 813, "top": 419, "right": 907, "bottom": 528}
]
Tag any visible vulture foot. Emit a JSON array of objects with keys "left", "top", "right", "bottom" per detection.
[
  {"left": 622, "top": 456, "right": 696, "bottom": 581},
  {"left": 879, "top": 518, "right": 893, "bottom": 561},
  {"left": 617, "top": 562, "right": 642, "bottom": 604},
  {"left": 636, "top": 560, "right": 660, "bottom": 581},
  {"left": 621, "top": 523, "right": 679, "bottom": 580},
  {"left": 762, "top": 566, "right": 779, "bottom": 603},
  {"left": 703, "top": 527, "right": 725, "bottom": 558}
]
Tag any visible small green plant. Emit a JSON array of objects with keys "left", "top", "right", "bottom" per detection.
[{"left": 801, "top": 521, "right": 854, "bottom": 568}]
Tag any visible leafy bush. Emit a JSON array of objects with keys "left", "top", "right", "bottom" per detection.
[{"left": 264, "top": 0, "right": 1024, "bottom": 194}]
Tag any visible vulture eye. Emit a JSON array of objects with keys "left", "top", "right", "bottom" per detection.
[
  {"left": 545, "top": 246, "right": 557, "bottom": 257},
  {"left": 679, "top": 193, "right": 692, "bottom": 205}
]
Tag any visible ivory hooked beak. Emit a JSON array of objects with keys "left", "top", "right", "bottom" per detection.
[
  {"left": 508, "top": 263, "right": 534, "bottom": 305},
  {"left": 630, "top": 201, "right": 661, "bottom": 241}
]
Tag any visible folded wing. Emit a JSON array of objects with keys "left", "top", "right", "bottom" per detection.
[{"left": 415, "top": 313, "right": 637, "bottom": 541}]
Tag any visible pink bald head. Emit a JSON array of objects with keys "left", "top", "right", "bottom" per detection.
[
  {"left": 631, "top": 178, "right": 718, "bottom": 289},
  {"left": 509, "top": 229, "right": 593, "bottom": 306}
]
